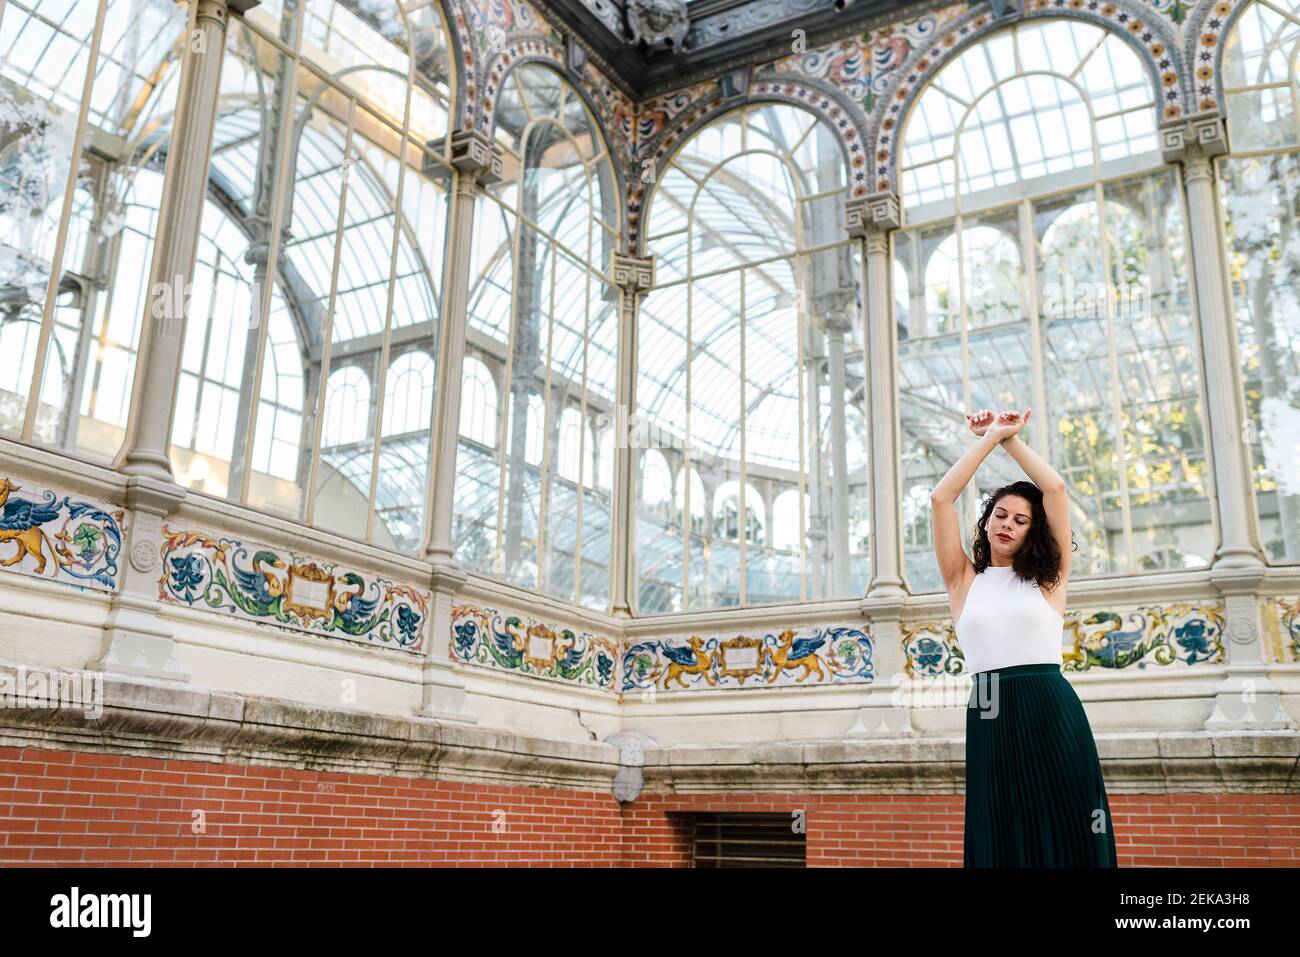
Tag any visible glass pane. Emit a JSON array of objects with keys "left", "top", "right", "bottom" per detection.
[
  {"left": 636, "top": 284, "right": 687, "bottom": 613},
  {"left": 455, "top": 195, "right": 513, "bottom": 574},
  {"left": 896, "top": 227, "right": 972, "bottom": 592},
  {"left": 1037, "top": 187, "right": 1123, "bottom": 574},
  {"left": 0, "top": 0, "right": 185, "bottom": 445},
  {"left": 450, "top": 63, "right": 614, "bottom": 607},
  {"left": 691, "top": 270, "right": 742, "bottom": 609},
  {"left": 1221, "top": 152, "right": 1300, "bottom": 563},
  {"left": 1221, "top": 0, "right": 1300, "bottom": 152},
  {"left": 171, "top": 31, "right": 296, "bottom": 501},
  {"left": 313, "top": 122, "right": 399, "bottom": 545},
  {"left": 1104, "top": 173, "right": 1211, "bottom": 571}
]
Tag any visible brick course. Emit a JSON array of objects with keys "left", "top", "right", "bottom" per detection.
[{"left": 2, "top": 746, "right": 1296, "bottom": 866}]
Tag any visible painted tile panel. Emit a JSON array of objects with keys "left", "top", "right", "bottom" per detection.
[
  {"left": 904, "top": 602, "right": 1228, "bottom": 676},
  {"left": 0, "top": 477, "right": 124, "bottom": 593},
  {"left": 451, "top": 603, "right": 619, "bottom": 690},
  {"left": 622, "top": 625, "right": 874, "bottom": 692},
  {"left": 159, "top": 526, "right": 428, "bottom": 652}
]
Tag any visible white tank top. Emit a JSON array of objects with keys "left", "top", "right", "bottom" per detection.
[{"left": 954, "top": 563, "right": 1064, "bottom": 675}]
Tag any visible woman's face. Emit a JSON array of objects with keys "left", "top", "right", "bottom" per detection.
[{"left": 985, "top": 494, "right": 1032, "bottom": 558}]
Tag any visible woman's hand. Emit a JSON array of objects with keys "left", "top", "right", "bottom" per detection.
[
  {"left": 965, "top": 409, "right": 995, "bottom": 437},
  {"left": 986, "top": 407, "right": 1032, "bottom": 443}
]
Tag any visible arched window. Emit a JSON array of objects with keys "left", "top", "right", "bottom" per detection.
[
  {"left": 640, "top": 450, "right": 672, "bottom": 508},
  {"left": 636, "top": 102, "right": 871, "bottom": 611},
  {"left": 901, "top": 18, "right": 1158, "bottom": 214},
  {"left": 674, "top": 466, "right": 707, "bottom": 533},
  {"left": 382, "top": 351, "right": 435, "bottom": 436},
  {"left": 457, "top": 63, "right": 620, "bottom": 610},
  {"left": 459, "top": 357, "right": 497, "bottom": 447},
  {"left": 160, "top": 0, "right": 453, "bottom": 554},
  {"left": 896, "top": 19, "right": 1211, "bottom": 588},
  {"left": 557, "top": 406, "right": 585, "bottom": 483},
  {"left": 771, "top": 489, "right": 805, "bottom": 551},
  {"left": 713, "top": 480, "right": 766, "bottom": 545},
  {"left": 1220, "top": 0, "right": 1300, "bottom": 564},
  {"left": 321, "top": 366, "right": 370, "bottom": 447}
]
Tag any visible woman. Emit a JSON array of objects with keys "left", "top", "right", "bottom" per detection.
[{"left": 930, "top": 406, "right": 1117, "bottom": 867}]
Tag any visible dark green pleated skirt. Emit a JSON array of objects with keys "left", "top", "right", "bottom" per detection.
[{"left": 964, "top": 663, "right": 1117, "bottom": 867}]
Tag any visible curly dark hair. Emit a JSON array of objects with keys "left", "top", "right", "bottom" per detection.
[{"left": 971, "top": 480, "right": 1077, "bottom": 591}]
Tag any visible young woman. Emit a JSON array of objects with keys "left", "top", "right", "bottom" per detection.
[{"left": 930, "top": 407, "right": 1117, "bottom": 867}]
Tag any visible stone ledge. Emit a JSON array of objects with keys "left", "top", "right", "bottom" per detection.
[
  {"left": 639, "top": 732, "right": 1300, "bottom": 794},
  {"left": 1, "top": 671, "right": 1296, "bottom": 796},
  {"left": 0, "top": 672, "right": 621, "bottom": 791}
]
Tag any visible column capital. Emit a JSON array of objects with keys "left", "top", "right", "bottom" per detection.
[
  {"left": 846, "top": 190, "right": 901, "bottom": 238},
  {"left": 1159, "top": 111, "right": 1229, "bottom": 165},
  {"left": 427, "top": 129, "right": 504, "bottom": 186},
  {"left": 814, "top": 302, "right": 854, "bottom": 335},
  {"left": 612, "top": 253, "right": 655, "bottom": 292}
]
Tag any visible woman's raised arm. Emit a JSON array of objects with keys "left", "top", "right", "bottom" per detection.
[
  {"left": 929, "top": 429, "right": 1004, "bottom": 591},
  {"left": 999, "top": 421, "right": 1072, "bottom": 583}
]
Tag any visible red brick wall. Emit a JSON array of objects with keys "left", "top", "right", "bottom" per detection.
[{"left": 1, "top": 746, "right": 1297, "bottom": 866}]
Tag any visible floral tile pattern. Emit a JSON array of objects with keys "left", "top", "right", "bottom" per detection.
[
  {"left": 159, "top": 526, "right": 428, "bottom": 652},
  {"left": 622, "top": 624, "right": 874, "bottom": 692},
  {"left": 451, "top": 603, "right": 620, "bottom": 690},
  {"left": 904, "top": 601, "right": 1228, "bottom": 675},
  {"left": 0, "top": 477, "right": 123, "bottom": 593}
]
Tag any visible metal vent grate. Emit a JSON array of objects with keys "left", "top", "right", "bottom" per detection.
[{"left": 684, "top": 812, "right": 806, "bottom": 868}]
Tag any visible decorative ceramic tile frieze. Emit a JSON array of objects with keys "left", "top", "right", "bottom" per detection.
[
  {"left": 1264, "top": 596, "right": 1300, "bottom": 663},
  {"left": 158, "top": 527, "right": 428, "bottom": 652},
  {"left": 622, "top": 624, "right": 873, "bottom": 692},
  {"left": 1062, "top": 603, "right": 1226, "bottom": 670},
  {"left": 902, "top": 620, "right": 966, "bottom": 678},
  {"left": 904, "top": 601, "right": 1228, "bottom": 675},
  {"left": 450, "top": 603, "right": 620, "bottom": 690},
  {"left": 0, "top": 477, "right": 124, "bottom": 593}
]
